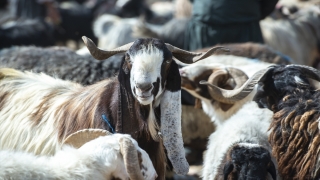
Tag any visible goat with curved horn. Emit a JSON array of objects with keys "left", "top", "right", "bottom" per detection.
[
  {"left": 82, "top": 36, "right": 230, "bottom": 63},
  {"left": 200, "top": 66, "right": 274, "bottom": 104},
  {"left": 202, "top": 67, "right": 249, "bottom": 104}
]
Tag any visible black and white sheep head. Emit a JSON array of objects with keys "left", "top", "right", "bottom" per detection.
[
  {"left": 191, "top": 64, "right": 320, "bottom": 113},
  {"left": 82, "top": 36, "right": 228, "bottom": 175},
  {"left": 253, "top": 65, "right": 320, "bottom": 112},
  {"left": 222, "top": 143, "right": 277, "bottom": 180},
  {"left": 123, "top": 38, "right": 174, "bottom": 105}
]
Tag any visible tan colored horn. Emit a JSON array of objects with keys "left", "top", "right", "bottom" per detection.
[
  {"left": 200, "top": 66, "right": 274, "bottom": 104},
  {"left": 82, "top": 36, "right": 133, "bottom": 60},
  {"left": 63, "top": 129, "right": 112, "bottom": 148},
  {"left": 119, "top": 137, "right": 144, "bottom": 180},
  {"left": 202, "top": 67, "right": 249, "bottom": 104},
  {"left": 165, "top": 43, "right": 230, "bottom": 64}
]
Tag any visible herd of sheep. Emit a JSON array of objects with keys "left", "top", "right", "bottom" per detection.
[{"left": 0, "top": 0, "right": 320, "bottom": 180}]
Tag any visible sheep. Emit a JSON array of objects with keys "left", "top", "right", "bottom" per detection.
[
  {"left": 0, "top": 128, "right": 157, "bottom": 180},
  {"left": 179, "top": 61, "right": 279, "bottom": 179},
  {"left": 199, "top": 64, "right": 320, "bottom": 179},
  {"left": 179, "top": 55, "right": 273, "bottom": 125},
  {"left": 0, "top": 37, "right": 226, "bottom": 179},
  {"left": 260, "top": 5, "right": 320, "bottom": 66},
  {"left": 202, "top": 101, "right": 277, "bottom": 180},
  {"left": 248, "top": 64, "right": 320, "bottom": 179},
  {"left": 0, "top": 46, "right": 121, "bottom": 85},
  {"left": 0, "top": 19, "right": 55, "bottom": 49}
]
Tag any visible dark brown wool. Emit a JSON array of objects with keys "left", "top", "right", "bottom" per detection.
[{"left": 254, "top": 65, "right": 320, "bottom": 180}]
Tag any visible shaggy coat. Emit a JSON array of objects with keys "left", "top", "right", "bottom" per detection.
[{"left": 254, "top": 65, "right": 320, "bottom": 179}]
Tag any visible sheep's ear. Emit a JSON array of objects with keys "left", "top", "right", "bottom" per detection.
[
  {"left": 160, "top": 61, "right": 189, "bottom": 175},
  {"left": 63, "top": 129, "right": 112, "bottom": 148},
  {"left": 119, "top": 137, "right": 144, "bottom": 180},
  {"left": 223, "top": 161, "right": 234, "bottom": 180},
  {"left": 166, "top": 61, "right": 181, "bottom": 91}
]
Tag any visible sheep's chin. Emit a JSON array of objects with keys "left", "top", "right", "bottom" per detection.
[{"left": 137, "top": 95, "right": 154, "bottom": 105}]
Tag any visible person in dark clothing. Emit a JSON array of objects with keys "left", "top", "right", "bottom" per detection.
[{"left": 184, "top": 0, "right": 279, "bottom": 51}]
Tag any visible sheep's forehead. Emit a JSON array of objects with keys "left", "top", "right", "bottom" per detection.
[
  {"left": 237, "top": 143, "right": 261, "bottom": 149},
  {"left": 128, "top": 38, "right": 172, "bottom": 66}
]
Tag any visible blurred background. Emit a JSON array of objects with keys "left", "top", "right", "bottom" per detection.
[{"left": 0, "top": 0, "right": 319, "bottom": 179}]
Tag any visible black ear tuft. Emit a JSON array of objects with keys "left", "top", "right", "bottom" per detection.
[
  {"left": 122, "top": 63, "right": 129, "bottom": 74},
  {"left": 223, "top": 161, "right": 234, "bottom": 180},
  {"left": 166, "top": 61, "right": 181, "bottom": 92}
]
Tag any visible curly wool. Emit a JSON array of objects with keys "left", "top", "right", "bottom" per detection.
[{"left": 254, "top": 65, "right": 320, "bottom": 179}]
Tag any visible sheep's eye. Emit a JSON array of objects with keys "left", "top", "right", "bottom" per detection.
[{"left": 165, "top": 59, "right": 171, "bottom": 64}]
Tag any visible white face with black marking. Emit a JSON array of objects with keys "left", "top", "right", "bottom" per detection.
[{"left": 125, "top": 39, "right": 172, "bottom": 105}]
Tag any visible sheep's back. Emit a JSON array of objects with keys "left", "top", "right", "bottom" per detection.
[{"left": 0, "top": 46, "right": 122, "bottom": 85}]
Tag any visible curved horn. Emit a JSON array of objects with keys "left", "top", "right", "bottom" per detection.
[
  {"left": 267, "top": 161, "right": 277, "bottom": 180},
  {"left": 223, "top": 161, "right": 234, "bottom": 180},
  {"left": 200, "top": 66, "right": 274, "bottom": 104},
  {"left": 63, "top": 129, "right": 112, "bottom": 148},
  {"left": 202, "top": 67, "right": 249, "bottom": 104},
  {"left": 82, "top": 36, "right": 134, "bottom": 60},
  {"left": 119, "top": 137, "right": 144, "bottom": 180},
  {"left": 286, "top": 64, "right": 320, "bottom": 81},
  {"left": 165, "top": 43, "right": 230, "bottom": 64}
]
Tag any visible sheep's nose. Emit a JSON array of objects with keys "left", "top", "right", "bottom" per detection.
[{"left": 136, "top": 83, "right": 153, "bottom": 92}]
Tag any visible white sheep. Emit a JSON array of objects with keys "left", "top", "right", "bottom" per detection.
[
  {"left": 0, "top": 129, "right": 157, "bottom": 180},
  {"left": 202, "top": 101, "right": 278, "bottom": 180},
  {"left": 179, "top": 59, "right": 280, "bottom": 179}
]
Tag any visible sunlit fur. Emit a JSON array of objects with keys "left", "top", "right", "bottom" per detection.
[
  {"left": 0, "top": 134, "right": 157, "bottom": 180},
  {"left": 0, "top": 68, "right": 110, "bottom": 155}
]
